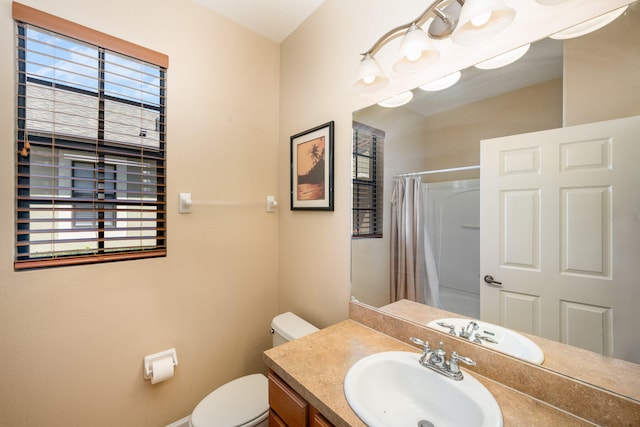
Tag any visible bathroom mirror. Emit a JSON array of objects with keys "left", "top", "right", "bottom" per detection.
[{"left": 351, "top": 0, "right": 640, "bottom": 399}]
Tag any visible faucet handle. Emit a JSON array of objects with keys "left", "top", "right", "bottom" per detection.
[
  {"left": 410, "top": 337, "right": 433, "bottom": 367},
  {"left": 449, "top": 351, "right": 476, "bottom": 374},
  {"left": 410, "top": 336, "right": 430, "bottom": 351},
  {"left": 436, "top": 321, "right": 457, "bottom": 335}
]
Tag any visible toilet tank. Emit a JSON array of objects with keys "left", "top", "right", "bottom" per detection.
[{"left": 271, "top": 312, "right": 319, "bottom": 347}]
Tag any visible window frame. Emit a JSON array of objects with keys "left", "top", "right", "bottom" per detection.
[{"left": 13, "top": 2, "right": 168, "bottom": 270}]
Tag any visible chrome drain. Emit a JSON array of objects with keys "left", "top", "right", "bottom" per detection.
[{"left": 418, "top": 420, "right": 435, "bottom": 427}]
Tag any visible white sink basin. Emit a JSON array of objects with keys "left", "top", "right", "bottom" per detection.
[
  {"left": 344, "top": 351, "right": 503, "bottom": 427},
  {"left": 427, "top": 318, "right": 544, "bottom": 364}
]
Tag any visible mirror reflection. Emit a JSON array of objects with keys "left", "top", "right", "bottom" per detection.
[{"left": 351, "top": 0, "right": 640, "bottom": 371}]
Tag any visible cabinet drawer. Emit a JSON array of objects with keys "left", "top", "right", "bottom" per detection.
[
  {"left": 269, "top": 409, "right": 288, "bottom": 427},
  {"left": 310, "top": 406, "right": 334, "bottom": 427},
  {"left": 268, "top": 371, "right": 308, "bottom": 426}
]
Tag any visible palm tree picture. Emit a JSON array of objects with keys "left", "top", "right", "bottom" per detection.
[
  {"left": 296, "top": 136, "right": 326, "bottom": 200},
  {"left": 290, "top": 121, "right": 333, "bottom": 211}
]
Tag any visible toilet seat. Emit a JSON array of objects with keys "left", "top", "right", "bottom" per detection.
[{"left": 190, "top": 374, "right": 268, "bottom": 427}]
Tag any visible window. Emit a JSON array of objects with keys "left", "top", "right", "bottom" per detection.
[
  {"left": 352, "top": 121, "right": 384, "bottom": 238},
  {"left": 72, "top": 161, "right": 116, "bottom": 228},
  {"left": 13, "top": 3, "right": 168, "bottom": 269}
]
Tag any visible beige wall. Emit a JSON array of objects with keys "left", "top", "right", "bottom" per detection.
[
  {"left": 276, "top": 1, "right": 359, "bottom": 327},
  {"left": 0, "top": 0, "right": 279, "bottom": 425},
  {"left": 564, "top": 1, "right": 640, "bottom": 125}
]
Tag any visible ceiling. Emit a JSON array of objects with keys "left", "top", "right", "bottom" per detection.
[{"left": 192, "top": 0, "right": 326, "bottom": 43}]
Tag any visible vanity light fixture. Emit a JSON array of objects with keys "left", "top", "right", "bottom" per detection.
[
  {"left": 377, "top": 91, "right": 414, "bottom": 108},
  {"left": 353, "top": 0, "right": 516, "bottom": 93},
  {"left": 352, "top": 53, "right": 389, "bottom": 92},
  {"left": 549, "top": 5, "right": 628, "bottom": 40},
  {"left": 474, "top": 43, "right": 531, "bottom": 70},
  {"left": 393, "top": 23, "right": 440, "bottom": 74},
  {"left": 419, "top": 70, "right": 462, "bottom": 91},
  {"left": 451, "top": 0, "right": 516, "bottom": 45}
]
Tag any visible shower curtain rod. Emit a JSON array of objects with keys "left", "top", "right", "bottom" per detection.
[{"left": 394, "top": 165, "right": 480, "bottom": 177}]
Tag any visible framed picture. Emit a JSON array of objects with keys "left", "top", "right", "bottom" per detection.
[{"left": 290, "top": 121, "right": 334, "bottom": 211}]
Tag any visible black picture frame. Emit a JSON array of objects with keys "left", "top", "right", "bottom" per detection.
[{"left": 290, "top": 121, "right": 334, "bottom": 211}]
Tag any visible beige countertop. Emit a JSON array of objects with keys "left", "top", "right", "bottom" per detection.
[
  {"left": 379, "top": 299, "right": 640, "bottom": 402},
  {"left": 263, "top": 319, "right": 593, "bottom": 427}
]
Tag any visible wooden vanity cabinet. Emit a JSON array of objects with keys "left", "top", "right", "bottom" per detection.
[
  {"left": 268, "top": 410, "right": 288, "bottom": 427},
  {"left": 309, "top": 407, "right": 333, "bottom": 427},
  {"left": 268, "top": 370, "right": 334, "bottom": 427}
]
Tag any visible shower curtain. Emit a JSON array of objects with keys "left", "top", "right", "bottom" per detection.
[
  {"left": 423, "top": 201, "right": 443, "bottom": 309},
  {"left": 390, "top": 176, "right": 442, "bottom": 307}
]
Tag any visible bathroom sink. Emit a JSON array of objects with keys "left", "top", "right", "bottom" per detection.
[
  {"left": 427, "top": 318, "right": 544, "bottom": 364},
  {"left": 344, "top": 351, "right": 502, "bottom": 427}
]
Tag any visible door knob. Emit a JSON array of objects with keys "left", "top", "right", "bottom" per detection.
[{"left": 483, "top": 275, "right": 502, "bottom": 287}]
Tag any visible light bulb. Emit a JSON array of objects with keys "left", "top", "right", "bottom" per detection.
[
  {"left": 399, "top": 24, "right": 432, "bottom": 63},
  {"left": 353, "top": 54, "right": 389, "bottom": 92},
  {"left": 393, "top": 24, "right": 439, "bottom": 74},
  {"left": 406, "top": 49, "right": 421, "bottom": 62},
  {"left": 452, "top": 0, "right": 515, "bottom": 45},
  {"left": 471, "top": 12, "right": 491, "bottom": 27}
]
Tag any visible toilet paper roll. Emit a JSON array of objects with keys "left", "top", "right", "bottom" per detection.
[{"left": 150, "top": 357, "right": 174, "bottom": 384}]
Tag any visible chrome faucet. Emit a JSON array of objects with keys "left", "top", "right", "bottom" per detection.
[
  {"left": 457, "top": 320, "right": 501, "bottom": 345},
  {"left": 459, "top": 320, "right": 479, "bottom": 339},
  {"left": 410, "top": 337, "right": 476, "bottom": 381},
  {"left": 436, "top": 321, "right": 457, "bottom": 336}
]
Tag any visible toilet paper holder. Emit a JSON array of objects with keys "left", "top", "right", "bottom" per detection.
[{"left": 143, "top": 348, "right": 178, "bottom": 381}]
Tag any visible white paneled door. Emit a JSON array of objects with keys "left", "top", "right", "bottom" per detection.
[{"left": 480, "top": 115, "right": 640, "bottom": 363}]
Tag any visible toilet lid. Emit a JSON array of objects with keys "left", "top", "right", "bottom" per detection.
[{"left": 191, "top": 373, "right": 268, "bottom": 427}]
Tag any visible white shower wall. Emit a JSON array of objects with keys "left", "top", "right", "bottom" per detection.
[{"left": 423, "top": 179, "right": 480, "bottom": 318}]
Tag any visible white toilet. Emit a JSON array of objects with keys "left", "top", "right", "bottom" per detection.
[{"left": 189, "top": 312, "right": 319, "bottom": 427}]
